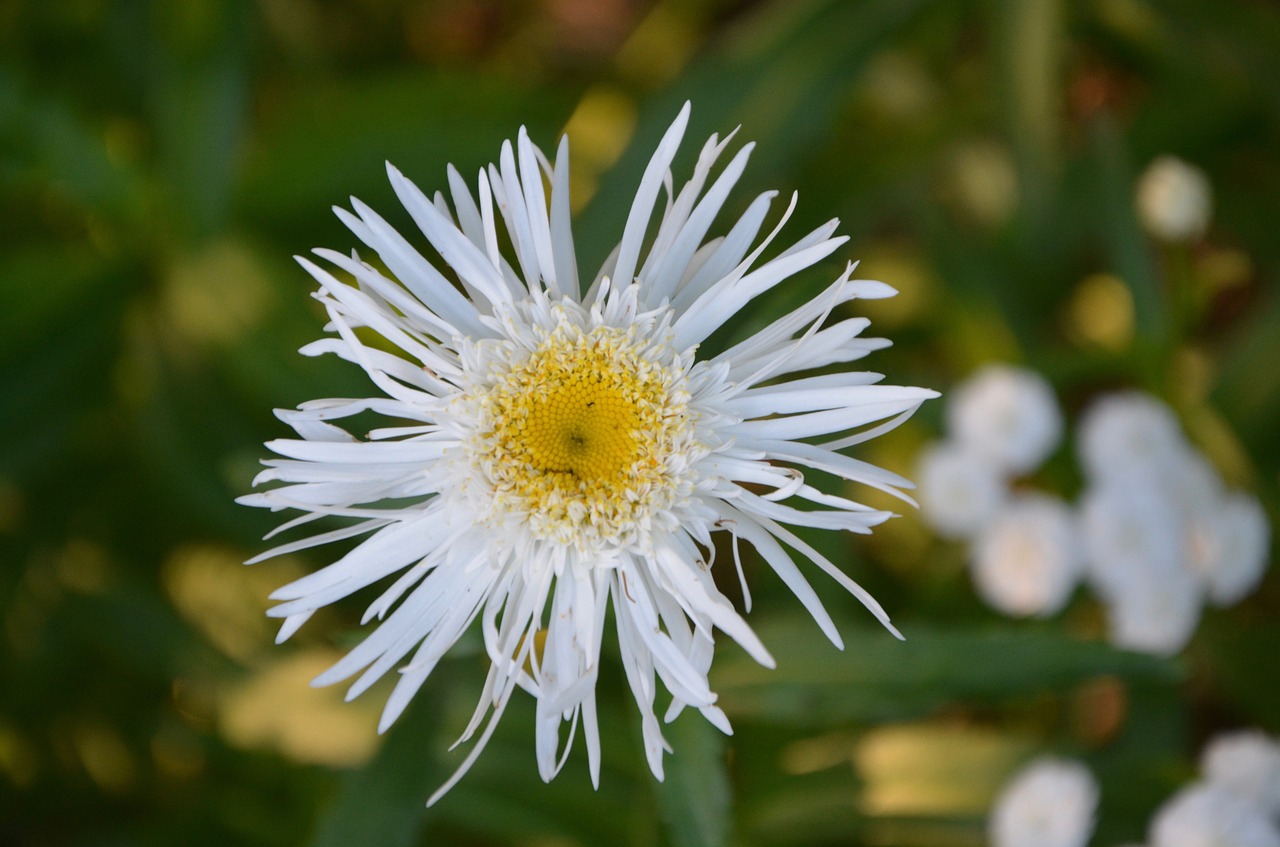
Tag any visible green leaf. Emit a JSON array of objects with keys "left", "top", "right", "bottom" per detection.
[
  {"left": 1088, "top": 116, "right": 1167, "bottom": 355},
  {"left": 713, "top": 617, "right": 1181, "bottom": 726},
  {"left": 236, "top": 72, "right": 577, "bottom": 238},
  {"left": 655, "top": 713, "right": 732, "bottom": 847},
  {"left": 577, "top": 0, "right": 939, "bottom": 274},
  {"left": 0, "top": 93, "right": 142, "bottom": 224},
  {"left": 1197, "top": 618, "right": 1280, "bottom": 730},
  {"left": 308, "top": 683, "right": 450, "bottom": 847},
  {"left": 150, "top": 0, "right": 254, "bottom": 240},
  {"left": 994, "top": 0, "right": 1063, "bottom": 227},
  {"left": 1212, "top": 288, "right": 1280, "bottom": 466},
  {"left": 0, "top": 246, "right": 115, "bottom": 361}
]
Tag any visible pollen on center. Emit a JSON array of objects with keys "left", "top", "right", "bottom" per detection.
[
  {"left": 474, "top": 320, "right": 690, "bottom": 546},
  {"left": 522, "top": 377, "right": 643, "bottom": 481},
  {"left": 493, "top": 333, "right": 663, "bottom": 494}
]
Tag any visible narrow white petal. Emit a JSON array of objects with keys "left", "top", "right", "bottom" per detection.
[
  {"left": 386, "top": 163, "right": 512, "bottom": 306},
  {"left": 646, "top": 141, "right": 754, "bottom": 306},
  {"left": 548, "top": 134, "right": 580, "bottom": 299},
  {"left": 517, "top": 128, "right": 559, "bottom": 295},
  {"left": 612, "top": 101, "right": 691, "bottom": 289},
  {"left": 333, "top": 202, "right": 487, "bottom": 338}
]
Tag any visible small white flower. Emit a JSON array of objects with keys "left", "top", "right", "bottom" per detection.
[
  {"left": 1076, "top": 392, "right": 1187, "bottom": 487},
  {"left": 971, "top": 493, "right": 1080, "bottom": 617},
  {"left": 1201, "top": 730, "right": 1280, "bottom": 818},
  {"left": 1078, "top": 483, "right": 1187, "bottom": 605},
  {"left": 1193, "top": 492, "right": 1271, "bottom": 607},
  {"left": 1103, "top": 564, "right": 1201, "bottom": 656},
  {"left": 989, "top": 758, "right": 1099, "bottom": 847},
  {"left": 917, "top": 441, "right": 1007, "bottom": 539},
  {"left": 1150, "top": 784, "right": 1280, "bottom": 847},
  {"left": 241, "top": 104, "right": 936, "bottom": 801},
  {"left": 1079, "top": 481, "right": 1202, "bottom": 655},
  {"left": 1167, "top": 450, "right": 1225, "bottom": 517},
  {"left": 1136, "top": 155, "right": 1214, "bottom": 243},
  {"left": 948, "top": 364, "right": 1062, "bottom": 475}
]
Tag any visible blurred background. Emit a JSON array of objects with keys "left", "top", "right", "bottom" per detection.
[{"left": 1, "top": 0, "right": 1277, "bottom": 845}]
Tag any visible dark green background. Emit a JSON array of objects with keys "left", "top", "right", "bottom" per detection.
[{"left": 1, "top": 1, "right": 1277, "bottom": 845}]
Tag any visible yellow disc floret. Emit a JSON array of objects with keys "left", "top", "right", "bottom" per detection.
[
  {"left": 471, "top": 318, "right": 693, "bottom": 548},
  {"left": 516, "top": 357, "right": 646, "bottom": 482}
]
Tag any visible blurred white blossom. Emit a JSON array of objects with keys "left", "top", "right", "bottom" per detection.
[
  {"left": 989, "top": 758, "right": 1098, "bottom": 847},
  {"left": 948, "top": 364, "right": 1062, "bottom": 475},
  {"left": 971, "top": 493, "right": 1080, "bottom": 617},
  {"left": 1077, "top": 392, "right": 1186, "bottom": 487},
  {"left": 1150, "top": 784, "right": 1280, "bottom": 847},
  {"left": 1193, "top": 493, "right": 1271, "bottom": 607},
  {"left": 917, "top": 441, "right": 1007, "bottom": 539},
  {"left": 1076, "top": 391, "right": 1270, "bottom": 655},
  {"left": 1078, "top": 478, "right": 1201, "bottom": 656},
  {"left": 1103, "top": 563, "right": 1202, "bottom": 656},
  {"left": 922, "top": 375, "right": 1269, "bottom": 656},
  {"left": 1136, "top": 155, "right": 1213, "bottom": 243},
  {"left": 1201, "top": 730, "right": 1280, "bottom": 818},
  {"left": 1078, "top": 483, "right": 1186, "bottom": 606}
]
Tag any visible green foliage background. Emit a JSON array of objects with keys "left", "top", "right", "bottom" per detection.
[{"left": 1, "top": 1, "right": 1277, "bottom": 845}]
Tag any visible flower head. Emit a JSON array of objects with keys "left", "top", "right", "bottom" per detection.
[
  {"left": 916, "top": 441, "right": 1007, "bottom": 540},
  {"left": 947, "top": 364, "right": 1062, "bottom": 475},
  {"left": 989, "top": 758, "right": 1099, "bottom": 847},
  {"left": 241, "top": 103, "right": 935, "bottom": 801},
  {"left": 1077, "top": 391, "right": 1186, "bottom": 486},
  {"left": 1076, "top": 390, "right": 1270, "bottom": 654},
  {"left": 971, "top": 493, "right": 1080, "bottom": 618},
  {"left": 1201, "top": 730, "right": 1280, "bottom": 818},
  {"left": 1193, "top": 491, "right": 1270, "bottom": 607},
  {"left": 1136, "top": 155, "right": 1213, "bottom": 243},
  {"left": 1150, "top": 784, "right": 1280, "bottom": 847}
]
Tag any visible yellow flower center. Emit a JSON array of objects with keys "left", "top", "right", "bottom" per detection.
[
  {"left": 518, "top": 368, "right": 645, "bottom": 483},
  {"left": 475, "top": 322, "right": 691, "bottom": 547}
]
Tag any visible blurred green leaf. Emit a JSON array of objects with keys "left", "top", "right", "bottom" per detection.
[
  {"left": 578, "top": 0, "right": 941, "bottom": 273},
  {"left": 745, "top": 769, "right": 868, "bottom": 846},
  {"left": 0, "top": 74, "right": 145, "bottom": 226},
  {"left": 0, "top": 245, "right": 113, "bottom": 360},
  {"left": 0, "top": 249, "right": 126, "bottom": 480},
  {"left": 714, "top": 618, "right": 1181, "bottom": 726},
  {"left": 1212, "top": 289, "right": 1280, "bottom": 467},
  {"left": 308, "top": 683, "right": 450, "bottom": 847},
  {"left": 995, "top": 0, "right": 1062, "bottom": 227},
  {"left": 237, "top": 73, "right": 577, "bottom": 240},
  {"left": 656, "top": 713, "right": 732, "bottom": 847},
  {"left": 1198, "top": 618, "right": 1280, "bottom": 729},
  {"left": 1089, "top": 117, "right": 1166, "bottom": 356},
  {"left": 1098, "top": 685, "right": 1190, "bottom": 844},
  {"left": 151, "top": 0, "right": 253, "bottom": 241}
]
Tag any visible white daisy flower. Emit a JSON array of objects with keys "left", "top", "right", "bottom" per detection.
[
  {"left": 1201, "top": 730, "right": 1280, "bottom": 818},
  {"left": 1150, "top": 784, "right": 1280, "bottom": 847},
  {"left": 947, "top": 364, "right": 1063, "bottom": 475},
  {"left": 971, "top": 493, "right": 1081, "bottom": 618},
  {"left": 989, "top": 757, "right": 1099, "bottom": 847},
  {"left": 917, "top": 440, "right": 1007, "bottom": 540},
  {"left": 241, "top": 103, "right": 936, "bottom": 801}
]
